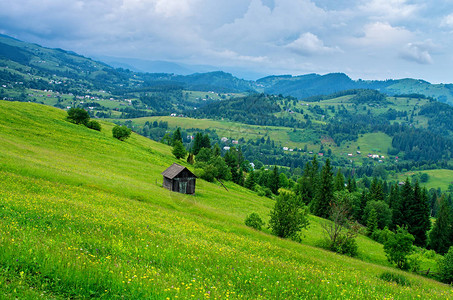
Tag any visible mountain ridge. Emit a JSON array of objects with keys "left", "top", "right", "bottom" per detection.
[{"left": 1, "top": 33, "right": 453, "bottom": 104}]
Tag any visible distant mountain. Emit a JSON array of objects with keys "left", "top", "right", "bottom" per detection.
[
  {"left": 256, "top": 73, "right": 453, "bottom": 105},
  {"left": 95, "top": 56, "right": 208, "bottom": 75},
  {"left": 1, "top": 33, "right": 453, "bottom": 104}
]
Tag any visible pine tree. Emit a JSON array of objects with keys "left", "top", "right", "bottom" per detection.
[
  {"left": 369, "top": 177, "right": 384, "bottom": 202},
  {"left": 407, "top": 180, "right": 431, "bottom": 247},
  {"left": 192, "top": 132, "right": 203, "bottom": 155},
  {"left": 430, "top": 192, "right": 439, "bottom": 217},
  {"left": 397, "top": 178, "right": 413, "bottom": 227},
  {"left": 429, "top": 196, "right": 453, "bottom": 254},
  {"left": 201, "top": 134, "right": 211, "bottom": 149},
  {"left": 244, "top": 170, "right": 256, "bottom": 190},
  {"left": 334, "top": 170, "right": 345, "bottom": 191},
  {"left": 367, "top": 208, "right": 378, "bottom": 236},
  {"left": 390, "top": 183, "right": 401, "bottom": 230},
  {"left": 354, "top": 190, "right": 368, "bottom": 223},
  {"left": 312, "top": 159, "right": 334, "bottom": 218},
  {"left": 172, "top": 127, "right": 182, "bottom": 146},
  {"left": 212, "top": 143, "right": 221, "bottom": 157},
  {"left": 186, "top": 153, "right": 194, "bottom": 164},
  {"left": 172, "top": 140, "right": 187, "bottom": 159},
  {"left": 269, "top": 165, "right": 280, "bottom": 194}
]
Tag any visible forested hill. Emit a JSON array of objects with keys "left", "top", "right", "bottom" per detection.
[
  {"left": 1, "top": 34, "right": 453, "bottom": 105},
  {"left": 187, "top": 90, "right": 453, "bottom": 163},
  {"left": 257, "top": 73, "right": 453, "bottom": 105}
]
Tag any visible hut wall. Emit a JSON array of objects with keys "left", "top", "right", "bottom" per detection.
[{"left": 163, "top": 177, "right": 173, "bottom": 190}]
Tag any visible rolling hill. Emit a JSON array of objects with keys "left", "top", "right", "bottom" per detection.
[{"left": 0, "top": 100, "right": 452, "bottom": 298}]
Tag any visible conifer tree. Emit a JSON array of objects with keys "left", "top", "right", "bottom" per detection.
[
  {"left": 212, "top": 143, "right": 221, "bottom": 157},
  {"left": 347, "top": 176, "right": 357, "bottom": 193},
  {"left": 407, "top": 180, "right": 431, "bottom": 247},
  {"left": 201, "top": 134, "right": 211, "bottom": 149},
  {"left": 172, "top": 140, "right": 187, "bottom": 159},
  {"left": 297, "top": 162, "right": 314, "bottom": 204},
  {"left": 396, "top": 178, "right": 413, "bottom": 227},
  {"left": 186, "top": 153, "right": 194, "bottom": 164},
  {"left": 269, "top": 165, "right": 280, "bottom": 195},
  {"left": 192, "top": 132, "right": 204, "bottom": 155},
  {"left": 429, "top": 196, "right": 453, "bottom": 254},
  {"left": 334, "top": 170, "right": 345, "bottom": 191},
  {"left": 388, "top": 183, "right": 400, "bottom": 209},
  {"left": 390, "top": 183, "right": 401, "bottom": 229},
  {"left": 354, "top": 190, "right": 369, "bottom": 223},
  {"left": 244, "top": 170, "right": 256, "bottom": 190},
  {"left": 312, "top": 159, "right": 334, "bottom": 218},
  {"left": 430, "top": 192, "right": 439, "bottom": 217},
  {"left": 369, "top": 177, "right": 384, "bottom": 202},
  {"left": 172, "top": 127, "right": 182, "bottom": 146},
  {"left": 367, "top": 208, "right": 378, "bottom": 236}
]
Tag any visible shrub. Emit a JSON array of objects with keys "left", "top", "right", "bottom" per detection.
[
  {"left": 384, "top": 226, "right": 414, "bottom": 269},
  {"left": 67, "top": 107, "right": 90, "bottom": 125},
  {"left": 245, "top": 213, "right": 264, "bottom": 230},
  {"left": 321, "top": 201, "right": 359, "bottom": 257},
  {"left": 86, "top": 120, "right": 101, "bottom": 131},
  {"left": 256, "top": 186, "right": 272, "bottom": 198},
  {"left": 269, "top": 192, "right": 309, "bottom": 241},
  {"left": 112, "top": 125, "right": 131, "bottom": 141},
  {"left": 379, "top": 272, "right": 411, "bottom": 286},
  {"left": 371, "top": 227, "right": 393, "bottom": 244},
  {"left": 440, "top": 246, "right": 453, "bottom": 284}
]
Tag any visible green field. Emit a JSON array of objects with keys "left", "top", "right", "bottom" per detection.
[
  {"left": 397, "top": 170, "right": 453, "bottom": 191},
  {"left": 125, "top": 116, "right": 310, "bottom": 148},
  {"left": 126, "top": 116, "right": 397, "bottom": 162},
  {"left": 0, "top": 101, "right": 452, "bottom": 299}
]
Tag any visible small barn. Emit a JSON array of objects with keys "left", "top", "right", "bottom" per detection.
[{"left": 161, "top": 163, "right": 197, "bottom": 194}]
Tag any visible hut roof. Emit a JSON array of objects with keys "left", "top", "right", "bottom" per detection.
[{"left": 161, "top": 163, "right": 196, "bottom": 179}]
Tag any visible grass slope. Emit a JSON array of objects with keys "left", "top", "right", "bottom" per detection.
[{"left": 0, "top": 101, "right": 451, "bottom": 299}]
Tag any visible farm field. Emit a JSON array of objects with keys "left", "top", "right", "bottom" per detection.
[
  {"left": 124, "top": 116, "right": 398, "bottom": 164},
  {"left": 0, "top": 101, "right": 452, "bottom": 299},
  {"left": 397, "top": 169, "right": 453, "bottom": 191}
]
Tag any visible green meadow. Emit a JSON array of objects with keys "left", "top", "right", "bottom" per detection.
[{"left": 0, "top": 101, "right": 452, "bottom": 299}]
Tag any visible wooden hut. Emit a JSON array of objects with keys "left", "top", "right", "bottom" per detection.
[{"left": 161, "top": 163, "right": 197, "bottom": 194}]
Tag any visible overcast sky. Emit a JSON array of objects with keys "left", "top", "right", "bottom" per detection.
[{"left": 1, "top": 0, "right": 452, "bottom": 82}]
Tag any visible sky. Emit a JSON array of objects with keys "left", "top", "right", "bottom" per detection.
[{"left": 0, "top": 0, "right": 452, "bottom": 82}]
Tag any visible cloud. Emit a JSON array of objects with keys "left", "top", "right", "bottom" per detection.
[
  {"left": 0, "top": 0, "right": 451, "bottom": 82},
  {"left": 359, "top": 0, "right": 421, "bottom": 22},
  {"left": 213, "top": 0, "right": 327, "bottom": 47},
  {"left": 441, "top": 13, "right": 453, "bottom": 28},
  {"left": 351, "top": 22, "right": 412, "bottom": 47},
  {"left": 286, "top": 32, "right": 340, "bottom": 56},
  {"left": 399, "top": 41, "right": 436, "bottom": 64}
]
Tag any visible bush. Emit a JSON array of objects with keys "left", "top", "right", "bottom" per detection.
[
  {"left": 112, "top": 125, "right": 131, "bottom": 141},
  {"left": 256, "top": 186, "right": 272, "bottom": 198},
  {"left": 245, "top": 213, "right": 264, "bottom": 230},
  {"left": 269, "top": 192, "right": 309, "bottom": 241},
  {"left": 384, "top": 226, "right": 414, "bottom": 269},
  {"left": 329, "top": 235, "right": 358, "bottom": 257},
  {"left": 440, "top": 247, "right": 453, "bottom": 284},
  {"left": 371, "top": 227, "right": 393, "bottom": 244},
  {"left": 379, "top": 272, "right": 411, "bottom": 286},
  {"left": 86, "top": 120, "right": 101, "bottom": 131},
  {"left": 320, "top": 201, "right": 359, "bottom": 257},
  {"left": 67, "top": 107, "right": 90, "bottom": 125}
]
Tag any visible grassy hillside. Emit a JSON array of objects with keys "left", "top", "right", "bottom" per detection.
[{"left": 0, "top": 101, "right": 452, "bottom": 299}]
